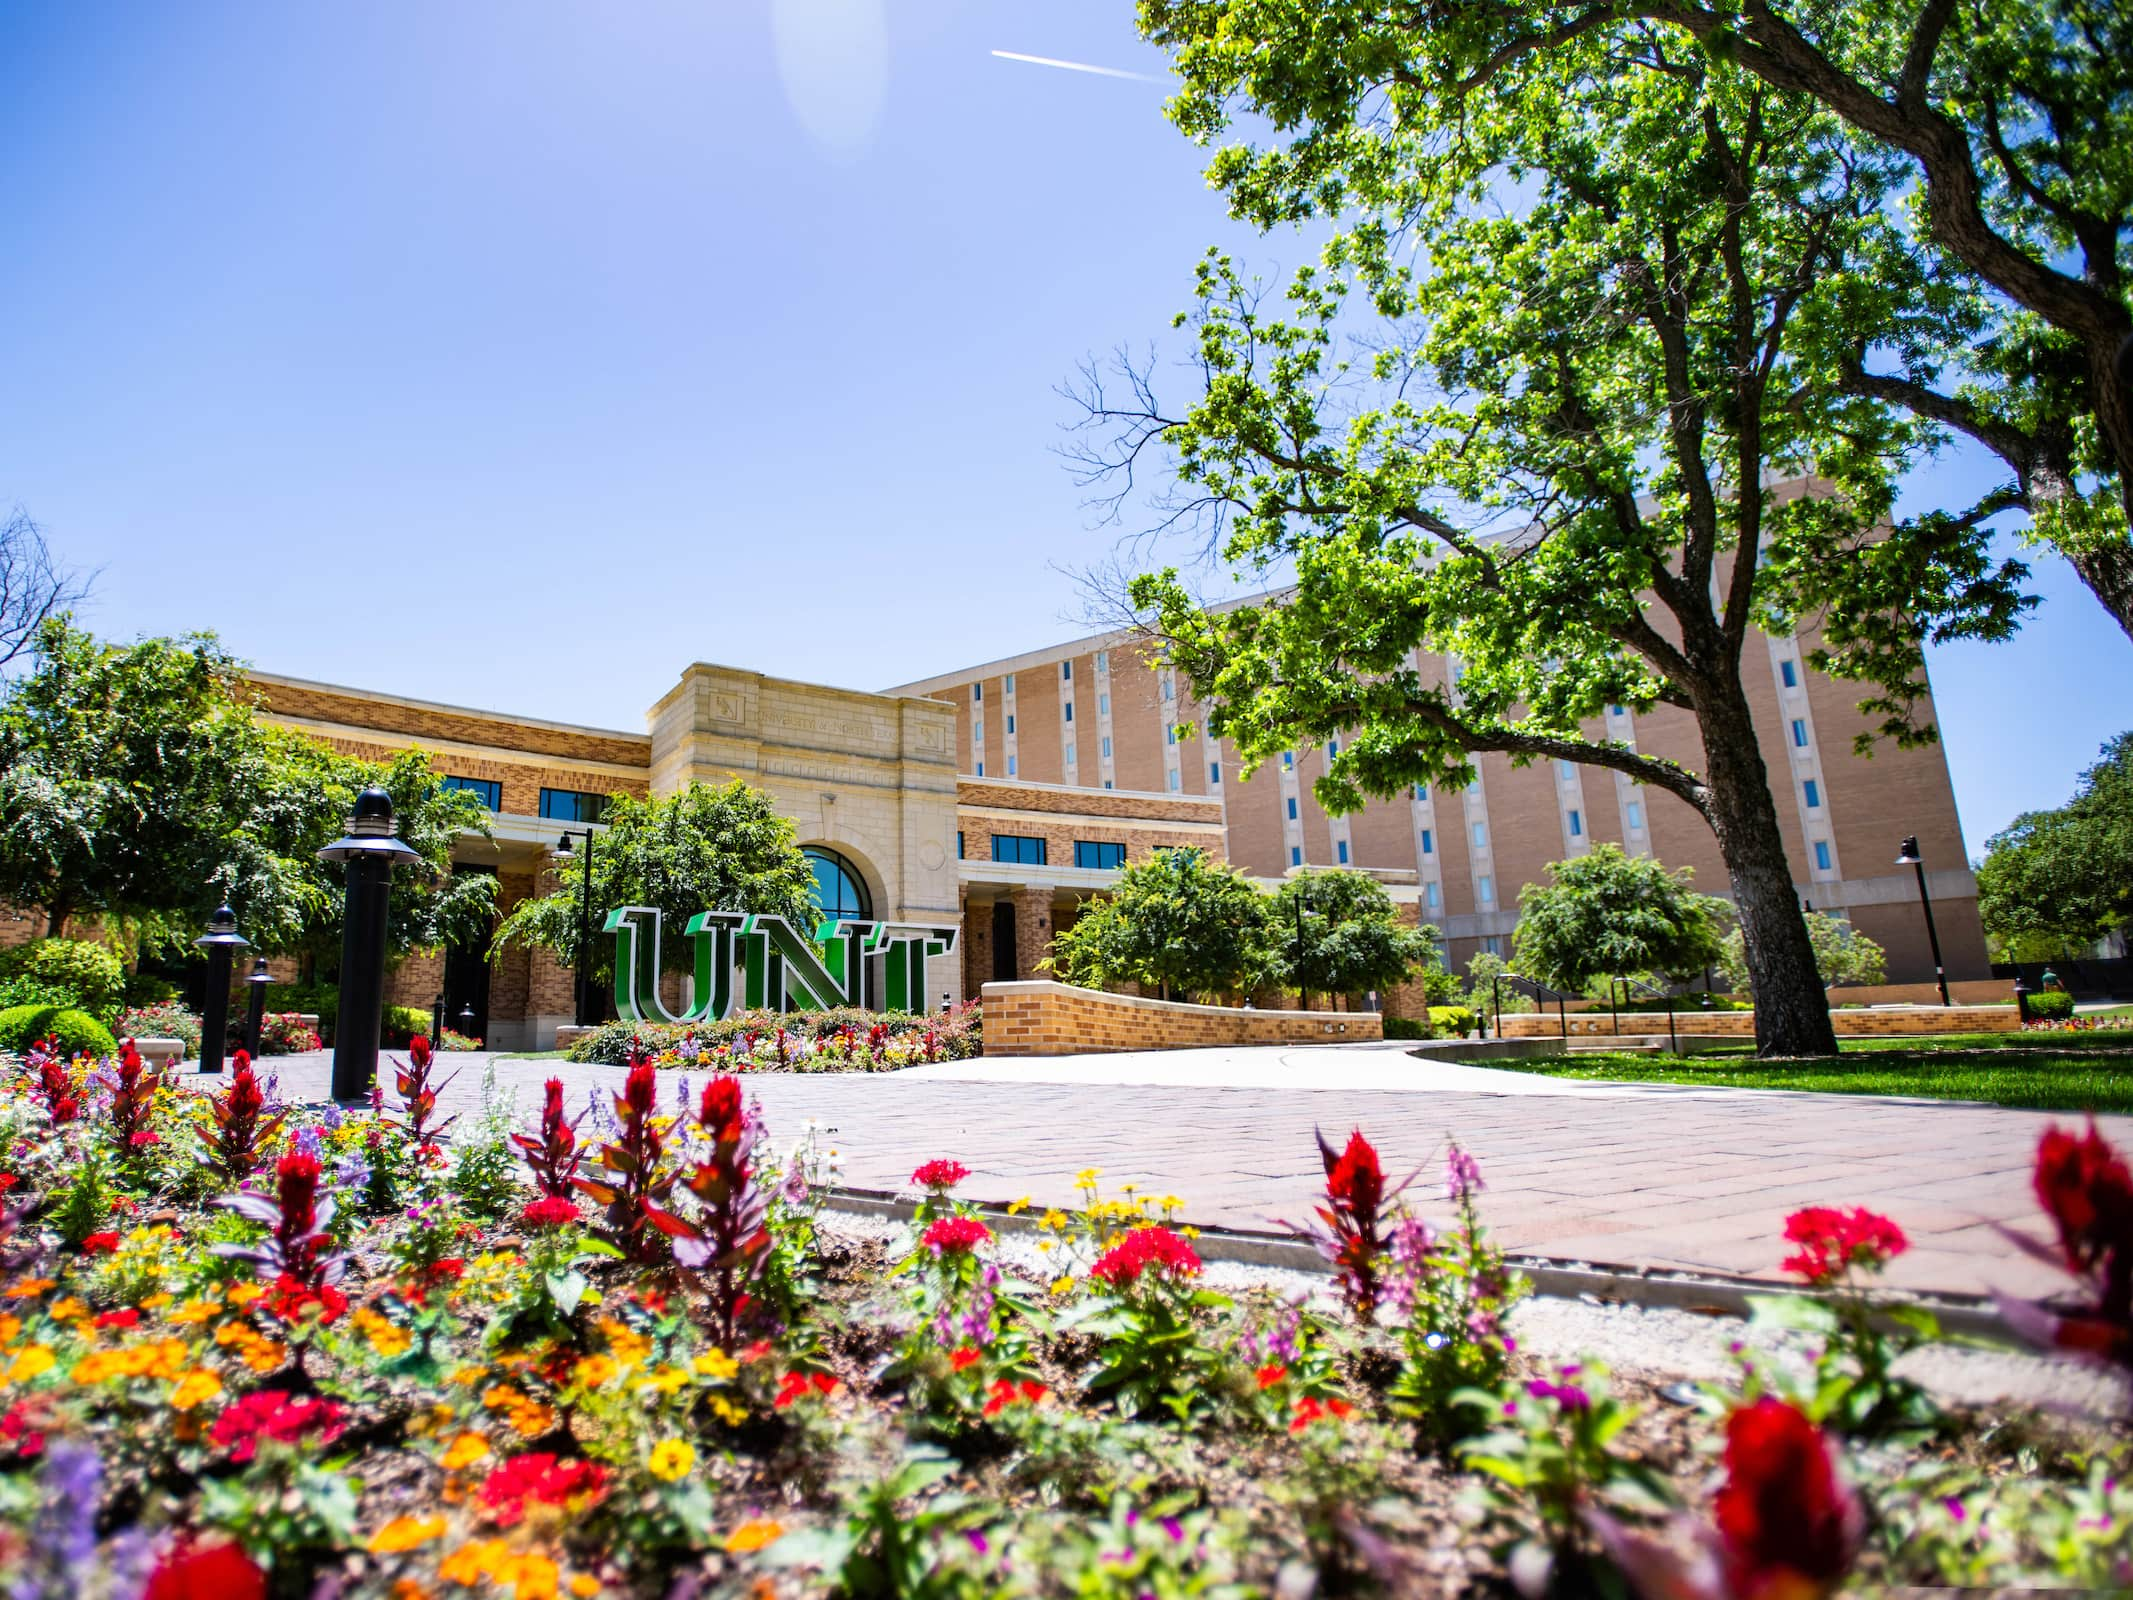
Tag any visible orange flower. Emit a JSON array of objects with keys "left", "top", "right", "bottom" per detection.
[
  {"left": 368, "top": 1514, "right": 447, "bottom": 1553},
  {"left": 723, "top": 1517, "right": 787, "bottom": 1554},
  {"left": 441, "top": 1432, "right": 492, "bottom": 1471}
]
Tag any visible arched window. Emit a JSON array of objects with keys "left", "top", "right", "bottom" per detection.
[{"left": 804, "top": 846, "right": 872, "bottom": 925}]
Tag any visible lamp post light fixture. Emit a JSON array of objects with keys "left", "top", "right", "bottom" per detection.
[
  {"left": 456, "top": 1002, "right": 479, "bottom": 1044},
  {"left": 318, "top": 787, "right": 426, "bottom": 1103},
  {"left": 194, "top": 904, "right": 250, "bottom": 1076},
  {"left": 554, "top": 828, "right": 598, "bottom": 1029},
  {"left": 243, "top": 956, "right": 273, "bottom": 1060},
  {"left": 1894, "top": 835, "right": 1952, "bottom": 1008}
]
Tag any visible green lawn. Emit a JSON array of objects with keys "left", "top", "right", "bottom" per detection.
[{"left": 1487, "top": 1028, "right": 2133, "bottom": 1113}]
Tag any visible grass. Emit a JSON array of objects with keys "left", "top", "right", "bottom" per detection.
[{"left": 1486, "top": 1028, "right": 2133, "bottom": 1113}]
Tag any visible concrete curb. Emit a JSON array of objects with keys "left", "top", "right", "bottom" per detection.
[{"left": 818, "top": 1184, "right": 2019, "bottom": 1347}]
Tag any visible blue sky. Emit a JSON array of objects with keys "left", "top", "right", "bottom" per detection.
[{"left": 2, "top": 0, "right": 2125, "bottom": 859}]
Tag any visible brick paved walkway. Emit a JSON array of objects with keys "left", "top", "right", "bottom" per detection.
[{"left": 209, "top": 1041, "right": 2107, "bottom": 1300}]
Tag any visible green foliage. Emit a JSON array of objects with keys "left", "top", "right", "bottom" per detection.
[
  {"left": 1274, "top": 869, "right": 1439, "bottom": 1002},
  {"left": 1381, "top": 1016, "right": 1426, "bottom": 1040},
  {"left": 448, "top": 1066, "right": 525, "bottom": 1221},
  {"left": 115, "top": 1002, "right": 202, "bottom": 1058},
  {"left": 1718, "top": 910, "right": 1889, "bottom": 993},
  {"left": 1388, "top": 1153, "right": 1524, "bottom": 1448},
  {"left": 564, "top": 1006, "right": 977, "bottom": 1066},
  {"left": 384, "top": 1005, "right": 434, "bottom": 1047},
  {"left": 0, "top": 938, "right": 125, "bottom": 1020},
  {"left": 0, "top": 1004, "right": 116, "bottom": 1058},
  {"left": 1979, "top": 732, "right": 2133, "bottom": 958},
  {"left": 2027, "top": 988, "right": 2076, "bottom": 1021},
  {"left": 1046, "top": 847, "right": 1278, "bottom": 1001},
  {"left": 1458, "top": 952, "right": 1535, "bottom": 1017},
  {"left": 1426, "top": 1006, "right": 1478, "bottom": 1038},
  {"left": 492, "top": 780, "right": 815, "bottom": 986},
  {"left": 1511, "top": 845, "right": 1727, "bottom": 992}
]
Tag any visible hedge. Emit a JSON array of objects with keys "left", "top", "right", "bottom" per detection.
[{"left": 0, "top": 1005, "right": 119, "bottom": 1059}]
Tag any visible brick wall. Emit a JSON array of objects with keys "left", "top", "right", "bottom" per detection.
[
  {"left": 982, "top": 979, "right": 1384, "bottom": 1055},
  {"left": 252, "top": 675, "right": 652, "bottom": 768}
]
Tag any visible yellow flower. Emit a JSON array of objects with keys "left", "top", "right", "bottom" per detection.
[
  {"left": 646, "top": 1438, "right": 695, "bottom": 1481},
  {"left": 692, "top": 1348, "right": 738, "bottom": 1382},
  {"left": 724, "top": 1517, "right": 786, "bottom": 1554},
  {"left": 1158, "top": 1195, "right": 1185, "bottom": 1213},
  {"left": 368, "top": 1514, "right": 447, "bottom": 1553},
  {"left": 226, "top": 1282, "right": 264, "bottom": 1308},
  {"left": 1073, "top": 1168, "right": 1102, "bottom": 1189},
  {"left": 568, "top": 1577, "right": 600, "bottom": 1598},
  {"left": 5, "top": 1344, "right": 54, "bottom": 1384},
  {"left": 1039, "top": 1209, "right": 1068, "bottom": 1232},
  {"left": 139, "top": 1292, "right": 173, "bottom": 1311},
  {"left": 49, "top": 1297, "right": 88, "bottom": 1323},
  {"left": 169, "top": 1369, "right": 223, "bottom": 1410},
  {"left": 448, "top": 1364, "right": 490, "bottom": 1387},
  {"left": 355, "top": 1307, "right": 413, "bottom": 1358},
  {"left": 497, "top": 1552, "right": 559, "bottom": 1600},
  {"left": 169, "top": 1296, "right": 223, "bottom": 1327},
  {"left": 634, "top": 1365, "right": 690, "bottom": 1397},
  {"left": 1006, "top": 1196, "right": 1030, "bottom": 1215},
  {"left": 0, "top": 1311, "right": 20, "bottom": 1344},
  {"left": 1049, "top": 1276, "right": 1077, "bottom": 1297},
  {"left": 571, "top": 1355, "right": 619, "bottom": 1390},
  {"left": 707, "top": 1395, "right": 746, "bottom": 1427},
  {"left": 440, "top": 1539, "right": 509, "bottom": 1584},
  {"left": 440, "top": 1432, "right": 491, "bottom": 1471},
  {"left": 598, "top": 1318, "right": 650, "bottom": 1369}
]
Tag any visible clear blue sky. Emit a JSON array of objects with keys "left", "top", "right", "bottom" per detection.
[{"left": 3, "top": 0, "right": 2125, "bottom": 860}]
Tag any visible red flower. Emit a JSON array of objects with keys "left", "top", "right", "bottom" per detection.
[
  {"left": 911, "top": 1159, "right": 970, "bottom": 1190},
  {"left": 1780, "top": 1207, "right": 1908, "bottom": 1286},
  {"left": 1289, "top": 1395, "right": 1356, "bottom": 1432},
  {"left": 621, "top": 1056, "right": 659, "bottom": 1121},
  {"left": 1712, "top": 1398, "right": 1861, "bottom": 1598},
  {"left": 409, "top": 1034, "right": 433, "bottom": 1069},
  {"left": 1255, "top": 1363, "right": 1288, "bottom": 1390},
  {"left": 210, "top": 1390, "right": 347, "bottom": 1463},
  {"left": 1, "top": 1400, "right": 45, "bottom": 1458},
  {"left": 2034, "top": 1120, "right": 2133, "bottom": 1276},
  {"left": 1326, "top": 1129, "right": 1385, "bottom": 1218},
  {"left": 263, "top": 1274, "right": 347, "bottom": 1325},
  {"left": 982, "top": 1378, "right": 1046, "bottom": 1416},
  {"left": 1090, "top": 1226, "right": 1203, "bottom": 1289},
  {"left": 699, "top": 1075, "right": 745, "bottom": 1142},
  {"left": 94, "top": 1308, "right": 140, "bottom": 1329},
  {"left": 949, "top": 1346, "right": 983, "bottom": 1372},
  {"left": 143, "top": 1538, "right": 267, "bottom": 1600},
  {"left": 522, "top": 1195, "right": 583, "bottom": 1230},
  {"left": 477, "top": 1453, "right": 611, "bottom": 1526},
  {"left": 774, "top": 1371, "right": 840, "bottom": 1408},
  {"left": 276, "top": 1151, "right": 322, "bottom": 1240},
  {"left": 79, "top": 1232, "right": 120, "bottom": 1255},
  {"left": 921, "top": 1215, "right": 992, "bottom": 1256}
]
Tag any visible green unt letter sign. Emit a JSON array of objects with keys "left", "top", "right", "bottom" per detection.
[{"left": 605, "top": 907, "right": 959, "bottom": 1025}]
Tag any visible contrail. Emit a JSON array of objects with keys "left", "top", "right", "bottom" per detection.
[{"left": 990, "top": 49, "right": 1163, "bottom": 84}]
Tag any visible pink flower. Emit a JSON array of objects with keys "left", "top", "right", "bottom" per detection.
[
  {"left": 1780, "top": 1207, "right": 1907, "bottom": 1286},
  {"left": 521, "top": 1195, "right": 582, "bottom": 1230},
  {"left": 921, "top": 1215, "right": 991, "bottom": 1256},
  {"left": 1090, "top": 1226, "right": 1202, "bottom": 1289},
  {"left": 911, "top": 1159, "right": 970, "bottom": 1190}
]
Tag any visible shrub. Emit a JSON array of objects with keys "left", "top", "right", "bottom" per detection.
[
  {"left": 1427, "top": 1005, "right": 1478, "bottom": 1038},
  {"left": 116, "top": 1003, "right": 202, "bottom": 1059},
  {"left": 0, "top": 976, "right": 79, "bottom": 1013},
  {"left": 0, "top": 938, "right": 127, "bottom": 1021},
  {"left": 566, "top": 1005, "right": 980, "bottom": 1066},
  {"left": 384, "top": 1005, "right": 432, "bottom": 1047},
  {"left": 122, "top": 971, "right": 180, "bottom": 1008},
  {"left": 2027, "top": 988, "right": 2076, "bottom": 1021},
  {"left": 254, "top": 1012, "right": 323, "bottom": 1054},
  {"left": 0, "top": 1004, "right": 118, "bottom": 1059},
  {"left": 1382, "top": 1016, "right": 1429, "bottom": 1040},
  {"left": 274, "top": 981, "right": 339, "bottom": 1042}
]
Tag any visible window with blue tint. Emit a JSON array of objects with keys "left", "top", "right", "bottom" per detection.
[
  {"left": 973, "top": 682, "right": 982, "bottom": 702},
  {"left": 1164, "top": 727, "right": 1174, "bottom": 745},
  {"left": 1425, "top": 881, "right": 1441, "bottom": 910},
  {"left": 444, "top": 776, "right": 501, "bottom": 811},
  {"left": 1327, "top": 739, "right": 1339, "bottom": 759},
  {"left": 1103, "top": 780, "right": 1113, "bottom": 790},
  {"left": 1074, "top": 840, "right": 1127, "bottom": 870},
  {"left": 1472, "top": 820, "right": 1488, "bottom": 848},
  {"left": 1477, "top": 874, "right": 1493, "bottom": 904},
  {"left": 1209, "top": 761, "right": 1221, "bottom": 784},
  {"left": 1004, "top": 674, "right": 1015, "bottom": 692},
  {"left": 1063, "top": 702, "right": 1073, "bottom": 722},
  {"left": 1096, "top": 650, "right": 1108, "bottom": 670},
  {"left": 1483, "top": 935, "right": 1504, "bottom": 956},
  {"left": 991, "top": 834, "right": 1047, "bottom": 866},
  {"left": 804, "top": 846, "right": 871, "bottom": 924},
  {"left": 1608, "top": 703, "right": 1624, "bottom": 717},
  {"left": 1066, "top": 743, "right": 1076, "bottom": 766},
  {"left": 1803, "top": 779, "right": 1821, "bottom": 809},
  {"left": 1167, "top": 770, "right": 1180, "bottom": 791},
  {"left": 1557, "top": 759, "right": 1575, "bottom": 781},
  {"left": 1287, "top": 796, "right": 1299, "bottom": 820},
  {"left": 1813, "top": 840, "right": 1832, "bottom": 871},
  {"left": 1062, "top": 660, "right": 1072, "bottom": 681},
  {"left": 1568, "top": 809, "right": 1583, "bottom": 837},
  {"left": 1626, "top": 801, "right": 1644, "bottom": 829},
  {"left": 975, "top": 762, "right": 984, "bottom": 776},
  {"left": 1290, "top": 846, "right": 1302, "bottom": 866},
  {"left": 1007, "top": 755, "right": 1017, "bottom": 776},
  {"left": 1780, "top": 659, "right": 1799, "bottom": 688},
  {"left": 1414, "top": 784, "right": 1428, "bottom": 801},
  {"left": 1791, "top": 719, "right": 1809, "bottom": 747},
  {"left": 538, "top": 787, "right": 608, "bottom": 823},
  {"left": 1336, "top": 840, "right": 1350, "bottom": 864},
  {"left": 1101, "top": 735, "right": 1112, "bottom": 758},
  {"left": 1282, "top": 750, "right": 1295, "bottom": 770},
  {"left": 1420, "top": 828, "right": 1434, "bottom": 854},
  {"left": 957, "top": 832, "right": 965, "bottom": 859},
  {"left": 1006, "top": 714, "right": 1016, "bottom": 735},
  {"left": 1099, "top": 693, "right": 1110, "bottom": 715},
  {"left": 1162, "top": 679, "right": 1174, "bottom": 701}
]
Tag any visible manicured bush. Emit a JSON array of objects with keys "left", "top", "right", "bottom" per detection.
[
  {"left": 2027, "top": 988, "right": 2076, "bottom": 1021},
  {"left": 0, "top": 937, "right": 127, "bottom": 1020},
  {"left": 116, "top": 1002, "right": 203, "bottom": 1059},
  {"left": 0, "top": 976, "right": 79, "bottom": 1013},
  {"left": 0, "top": 1003, "right": 118, "bottom": 1058},
  {"left": 274, "top": 981, "right": 340, "bottom": 1042},
  {"left": 1428, "top": 1004, "right": 1479, "bottom": 1037},
  {"left": 1382, "top": 1016, "right": 1429, "bottom": 1040},
  {"left": 566, "top": 1004, "right": 982, "bottom": 1069},
  {"left": 384, "top": 1005, "right": 433, "bottom": 1047}
]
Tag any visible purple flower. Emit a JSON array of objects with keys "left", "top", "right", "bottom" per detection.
[
  {"left": 292, "top": 1125, "right": 324, "bottom": 1160},
  {"left": 965, "top": 1531, "right": 989, "bottom": 1556},
  {"left": 1160, "top": 1517, "right": 1183, "bottom": 1543},
  {"left": 1446, "top": 1143, "right": 1484, "bottom": 1202},
  {"left": 15, "top": 1439, "right": 102, "bottom": 1599}
]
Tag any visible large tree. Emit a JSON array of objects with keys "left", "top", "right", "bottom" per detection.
[
  {"left": 1976, "top": 731, "right": 2133, "bottom": 960},
  {"left": 1511, "top": 845, "right": 1728, "bottom": 994},
  {"left": 1717, "top": 908, "right": 1888, "bottom": 992},
  {"left": 1138, "top": 0, "right": 2133, "bottom": 640},
  {"left": 1046, "top": 847, "right": 1280, "bottom": 1001},
  {"left": 1275, "top": 868, "right": 1441, "bottom": 1007},
  {"left": 1085, "top": 5, "right": 2030, "bottom": 1055},
  {"left": 0, "top": 510, "right": 91, "bottom": 669},
  {"left": 491, "top": 780, "right": 817, "bottom": 991}
]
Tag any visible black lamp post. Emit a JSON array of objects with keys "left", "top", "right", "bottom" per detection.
[
  {"left": 242, "top": 956, "right": 273, "bottom": 1060},
  {"left": 194, "top": 904, "right": 250, "bottom": 1076},
  {"left": 555, "top": 829, "right": 598, "bottom": 1028},
  {"left": 319, "top": 788, "right": 425, "bottom": 1102},
  {"left": 1895, "top": 835, "right": 1951, "bottom": 1008},
  {"left": 1290, "top": 886, "right": 1317, "bottom": 1012}
]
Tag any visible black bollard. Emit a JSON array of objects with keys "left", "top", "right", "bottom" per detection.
[
  {"left": 243, "top": 956, "right": 273, "bottom": 1059},
  {"left": 319, "top": 788, "right": 424, "bottom": 1103},
  {"left": 194, "top": 905, "right": 250, "bottom": 1075}
]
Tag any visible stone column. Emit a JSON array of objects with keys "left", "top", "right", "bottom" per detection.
[{"left": 1012, "top": 884, "right": 1055, "bottom": 982}]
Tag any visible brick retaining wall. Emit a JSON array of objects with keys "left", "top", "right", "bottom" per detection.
[
  {"left": 981, "top": 980, "right": 1382, "bottom": 1055},
  {"left": 1497, "top": 1004, "right": 2020, "bottom": 1039}
]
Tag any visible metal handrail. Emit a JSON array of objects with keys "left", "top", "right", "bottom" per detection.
[
  {"left": 1611, "top": 975, "right": 1679, "bottom": 1053},
  {"left": 1492, "top": 970, "right": 1571, "bottom": 1040}
]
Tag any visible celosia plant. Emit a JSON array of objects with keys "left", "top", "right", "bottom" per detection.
[
  {"left": 651, "top": 1074, "right": 771, "bottom": 1345},
  {"left": 213, "top": 1150, "right": 348, "bottom": 1296},
  {"left": 198, "top": 1049, "right": 285, "bottom": 1189},
  {"left": 391, "top": 1034, "right": 459, "bottom": 1149},
  {"left": 512, "top": 1076, "right": 586, "bottom": 1200},
  {"left": 1279, "top": 1127, "right": 1414, "bottom": 1324},
  {"left": 1998, "top": 1119, "right": 2133, "bottom": 1370},
  {"left": 105, "top": 1039, "right": 161, "bottom": 1156},
  {"left": 575, "top": 1056, "right": 676, "bottom": 1263}
]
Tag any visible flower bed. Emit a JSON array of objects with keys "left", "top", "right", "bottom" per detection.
[
  {"left": 0, "top": 1033, "right": 2123, "bottom": 1595},
  {"left": 565, "top": 1003, "right": 982, "bottom": 1072}
]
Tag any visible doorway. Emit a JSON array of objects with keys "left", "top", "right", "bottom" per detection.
[{"left": 991, "top": 900, "right": 1017, "bottom": 983}]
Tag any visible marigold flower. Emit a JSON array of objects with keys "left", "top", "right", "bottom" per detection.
[
  {"left": 5, "top": 1345, "right": 55, "bottom": 1384},
  {"left": 911, "top": 1158, "right": 970, "bottom": 1190},
  {"left": 569, "top": 1578, "right": 601, "bottom": 1598},
  {"left": 922, "top": 1216, "right": 991, "bottom": 1256},
  {"left": 4, "top": 1278, "right": 57, "bottom": 1299},
  {"left": 724, "top": 1517, "right": 786, "bottom": 1554},
  {"left": 1780, "top": 1207, "right": 1908, "bottom": 1286},
  {"left": 572, "top": 1355, "right": 620, "bottom": 1390},
  {"left": 168, "top": 1370, "right": 223, "bottom": 1411},
  {"left": 441, "top": 1432, "right": 492, "bottom": 1471},
  {"left": 646, "top": 1437, "right": 696, "bottom": 1481},
  {"left": 368, "top": 1514, "right": 447, "bottom": 1553}
]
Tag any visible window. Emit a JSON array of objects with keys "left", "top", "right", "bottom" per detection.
[
  {"left": 972, "top": 682, "right": 982, "bottom": 703},
  {"left": 1103, "top": 779, "right": 1114, "bottom": 790},
  {"left": 1791, "top": 719, "right": 1810, "bottom": 748},
  {"left": 973, "top": 720, "right": 983, "bottom": 743},
  {"left": 804, "top": 846, "right": 871, "bottom": 924},
  {"left": 443, "top": 776, "right": 501, "bottom": 811},
  {"left": 1803, "top": 779, "right": 1821, "bottom": 809},
  {"left": 1161, "top": 679, "right": 1174, "bottom": 702},
  {"left": 1813, "top": 840, "right": 1833, "bottom": 872},
  {"left": 1483, "top": 935, "right": 1504, "bottom": 956},
  {"left": 1477, "top": 875, "right": 1494, "bottom": 905},
  {"left": 1472, "top": 820, "right": 1488, "bottom": 849},
  {"left": 1007, "top": 755, "right": 1017, "bottom": 776},
  {"left": 991, "top": 834, "right": 1047, "bottom": 866},
  {"left": 1096, "top": 650, "right": 1108, "bottom": 671},
  {"left": 1099, "top": 693, "right": 1110, "bottom": 716},
  {"left": 1209, "top": 761, "right": 1221, "bottom": 784},
  {"left": 1074, "top": 840, "right": 1127, "bottom": 870},
  {"left": 1164, "top": 727, "right": 1174, "bottom": 745},
  {"left": 1420, "top": 828, "right": 1434, "bottom": 855},
  {"left": 1006, "top": 714, "right": 1016, "bottom": 735},
  {"left": 1625, "top": 801, "right": 1644, "bottom": 830},
  {"left": 1004, "top": 674, "right": 1015, "bottom": 693},
  {"left": 1065, "top": 743, "right": 1076, "bottom": 765},
  {"left": 1287, "top": 797, "right": 1299, "bottom": 820},
  {"left": 1557, "top": 759, "right": 1576, "bottom": 781},
  {"left": 1282, "top": 750, "right": 1295, "bottom": 771},
  {"left": 1327, "top": 738, "right": 1340, "bottom": 759},
  {"left": 1336, "top": 840, "right": 1350, "bottom": 864},
  {"left": 975, "top": 761, "right": 985, "bottom": 776},
  {"left": 1101, "top": 735, "right": 1112, "bottom": 758},
  {"left": 1290, "top": 846, "right": 1303, "bottom": 867},
  {"left": 1568, "top": 809, "right": 1583, "bottom": 837},
  {"left": 1062, "top": 660, "right": 1072, "bottom": 681},
  {"left": 1063, "top": 702, "right": 1074, "bottom": 722},
  {"left": 1167, "top": 770, "right": 1180, "bottom": 791},
  {"left": 1607, "top": 703, "right": 1624, "bottom": 717},
  {"left": 1425, "top": 881, "right": 1441, "bottom": 910},
  {"left": 1414, "top": 784, "right": 1428, "bottom": 802},
  {"left": 538, "top": 787, "right": 608, "bottom": 823},
  {"left": 1780, "top": 659, "right": 1799, "bottom": 688},
  {"left": 957, "top": 832, "right": 965, "bottom": 859}
]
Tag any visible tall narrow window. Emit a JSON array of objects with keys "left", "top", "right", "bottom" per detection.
[
  {"left": 1095, "top": 650, "right": 1108, "bottom": 671},
  {"left": 1062, "top": 660, "right": 1073, "bottom": 681},
  {"left": 1813, "top": 840, "right": 1833, "bottom": 871},
  {"left": 1004, "top": 674, "right": 1015, "bottom": 692},
  {"left": 1327, "top": 738, "right": 1340, "bottom": 759},
  {"left": 1006, "top": 714, "right": 1015, "bottom": 735},
  {"left": 1477, "top": 875, "right": 1494, "bottom": 905},
  {"left": 1625, "top": 801, "right": 1644, "bottom": 829},
  {"left": 1287, "top": 797, "right": 1299, "bottom": 820},
  {"left": 1063, "top": 702, "right": 1074, "bottom": 722},
  {"left": 1065, "top": 743, "right": 1076, "bottom": 766},
  {"left": 1425, "top": 881, "right": 1441, "bottom": 910},
  {"left": 1780, "top": 659, "right": 1799, "bottom": 688},
  {"left": 1099, "top": 693, "right": 1110, "bottom": 716},
  {"left": 1420, "top": 828, "right": 1434, "bottom": 855},
  {"left": 1290, "top": 846, "right": 1302, "bottom": 867},
  {"left": 1282, "top": 750, "right": 1295, "bottom": 771},
  {"left": 974, "top": 762, "right": 984, "bottom": 777},
  {"left": 1162, "top": 679, "right": 1174, "bottom": 701},
  {"left": 1791, "top": 719, "right": 1810, "bottom": 748},
  {"left": 972, "top": 682, "right": 982, "bottom": 702},
  {"left": 1209, "top": 761, "right": 1221, "bottom": 784},
  {"left": 1803, "top": 779, "right": 1821, "bottom": 809},
  {"left": 1007, "top": 755, "right": 1017, "bottom": 776},
  {"left": 1164, "top": 727, "right": 1175, "bottom": 745},
  {"left": 1167, "top": 770, "right": 1180, "bottom": 791},
  {"left": 1336, "top": 840, "right": 1350, "bottom": 864},
  {"left": 1568, "top": 809, "right": 1583, "bottom": 837},
  {"left": 1472, "top": 820, "right": 1488, "bottom": 848},
  {"left": 1101, "top": 735, "right": 1112, "bottom": 758}
]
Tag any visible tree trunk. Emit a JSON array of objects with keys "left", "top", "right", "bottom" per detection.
[
  {"left": 1695, "top": 682, "right": 1839, "bottom": 1057},
  {"left": 44, "top": 905, "right": 67, "bottom": 939},
  {"left": 2065, "top": 535, "right": 2133, "bottom": 648}
]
